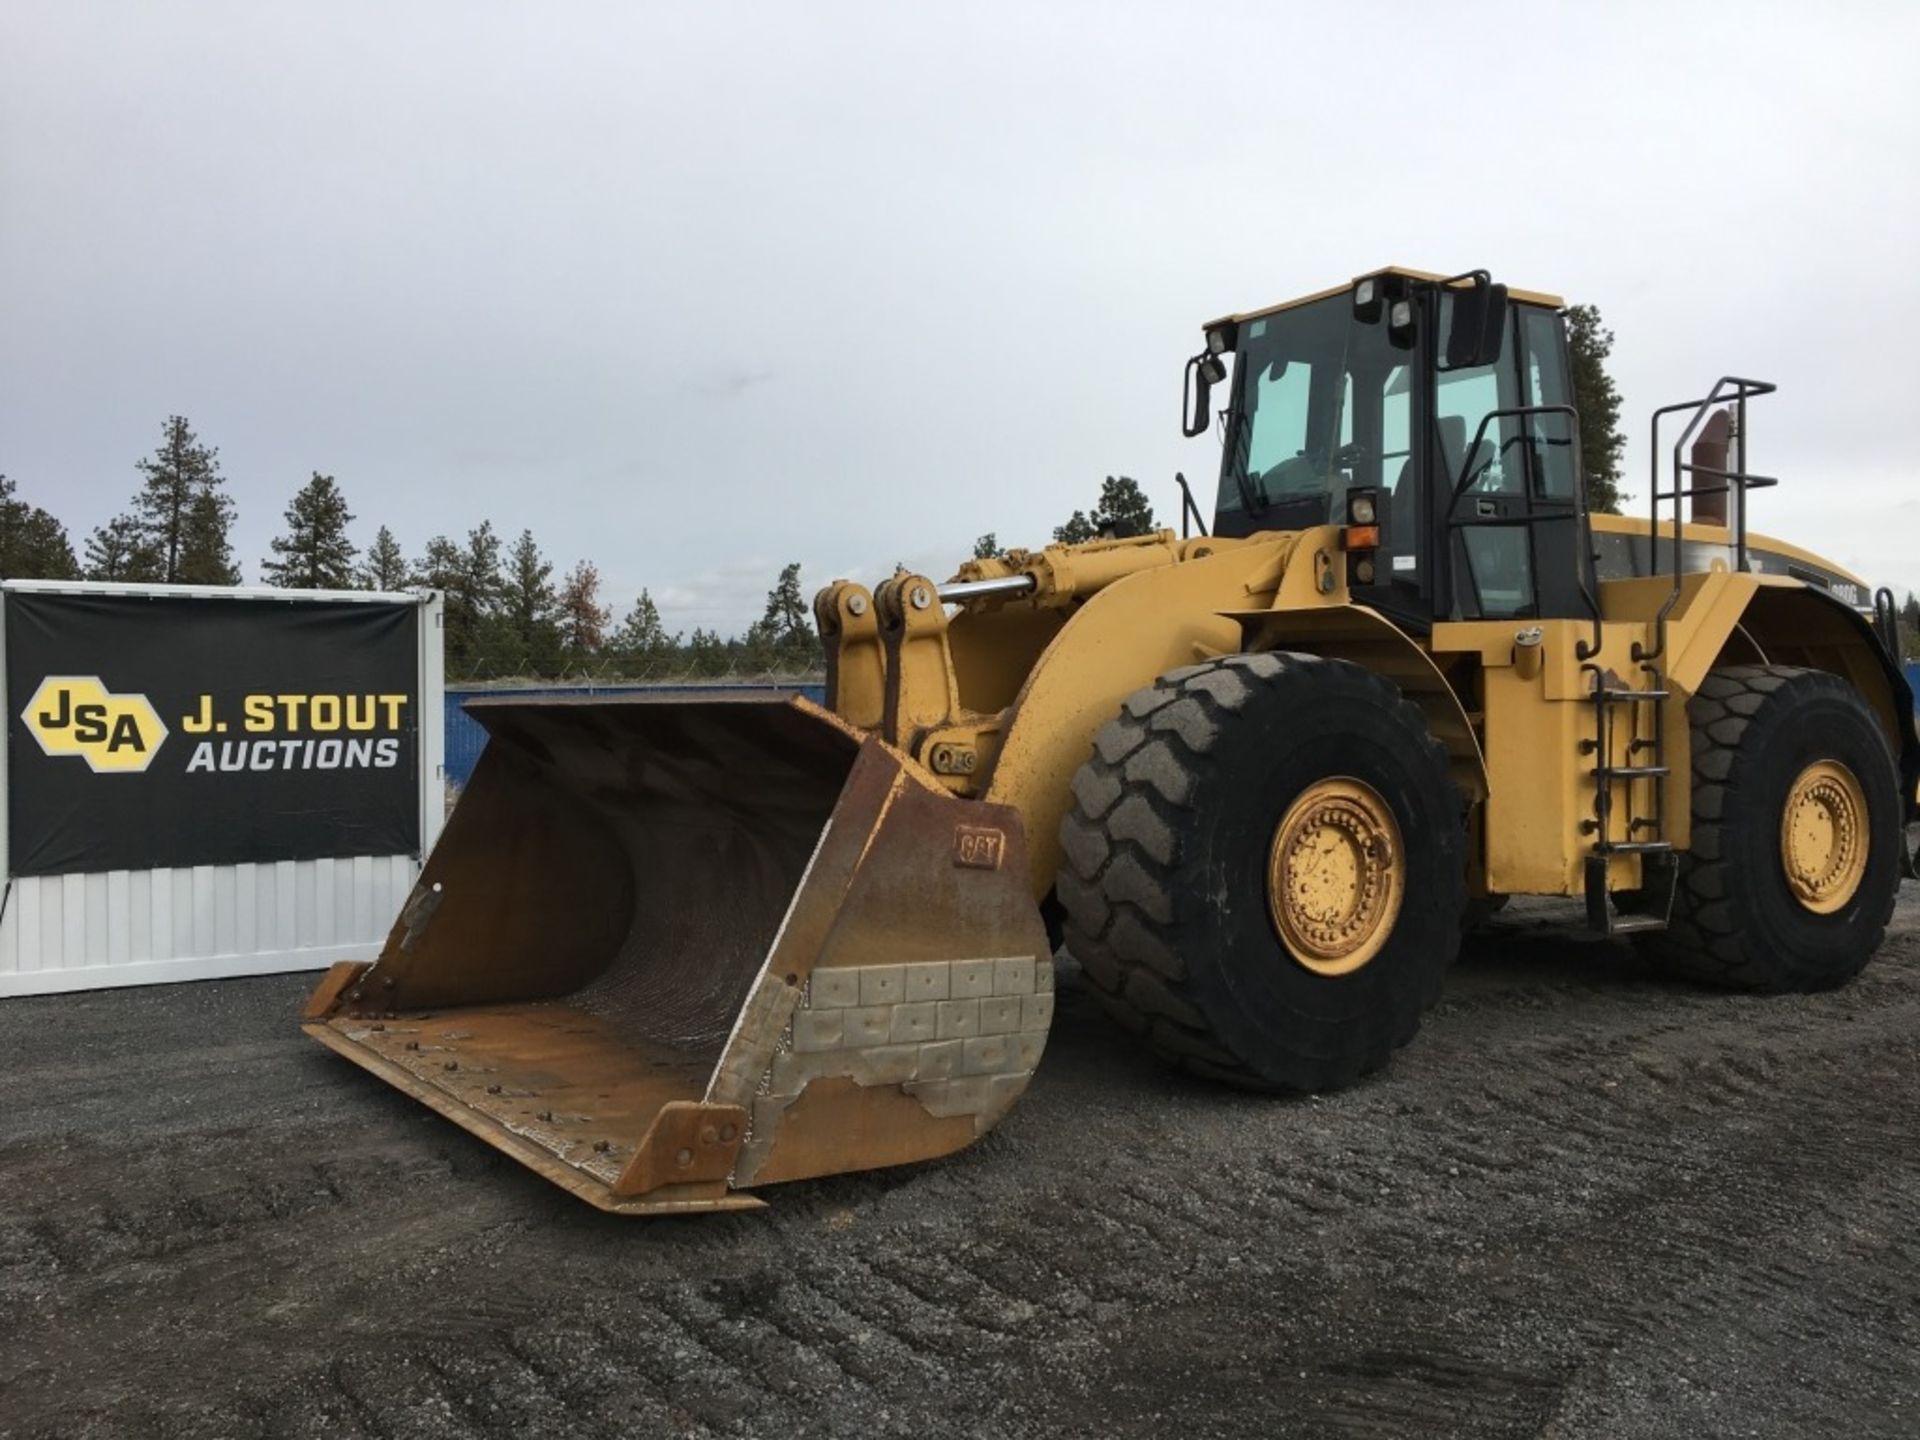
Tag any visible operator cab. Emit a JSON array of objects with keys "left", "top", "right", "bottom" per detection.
[{"left": 1186, "top": 267, "right": 1590, "bottom": 628}]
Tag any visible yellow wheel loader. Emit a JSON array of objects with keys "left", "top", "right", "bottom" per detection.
[{"left": 304, "top": 267, "right": 1919, "bottom": 1213}]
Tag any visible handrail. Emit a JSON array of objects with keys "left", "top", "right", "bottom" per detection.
[
  {"left": 1872, "top": 586, "right": 1900, "bottom": 660},
  {"left": 1442, "top": 402, "right": 1603, "bottom": 656},
  {"left": 1641, "top": 376, "right": 1777, "bottom": 662},
  {"left": 1175, "top": 471, "right": 1210, "bottom": 539},
  {"left": 1445, "top": 403, "right": 1581, "bottom": 510}
]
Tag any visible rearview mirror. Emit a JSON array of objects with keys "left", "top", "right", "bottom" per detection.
[
  {"left": 1443, "top": 275, "right": 1509, "bottom": 369},
  {"left": 1183, "top": 352, "right": 1225, "bottom": 438}
]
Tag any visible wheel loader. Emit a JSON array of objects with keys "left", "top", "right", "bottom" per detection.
[{"left": 304, "top": 266, "right": 1919, "bottom": 1214}]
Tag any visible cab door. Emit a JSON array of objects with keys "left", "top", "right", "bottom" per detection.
[{"left": 1432, "top": 298, "right": 1591, "bottom": 622}]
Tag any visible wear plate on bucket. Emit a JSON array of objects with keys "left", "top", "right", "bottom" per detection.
[{"left": 303, "top": 694, "right": 1052, "bottom": 1214}]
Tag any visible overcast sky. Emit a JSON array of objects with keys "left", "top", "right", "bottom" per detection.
[{"left": 4, "top": 2, "right": 1916, "bottom": 635}]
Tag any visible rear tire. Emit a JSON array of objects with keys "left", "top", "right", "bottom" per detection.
[
  {"left": 1056, "top": 653, "right": 1466, "bottom": 1092},
  {"left": 1639, "top": 665, "right": 1900, "bottom": 991}
]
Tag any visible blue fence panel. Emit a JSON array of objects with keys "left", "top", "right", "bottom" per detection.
[{"left": 442, "top": 682, "right": 827, "bottom": 788}]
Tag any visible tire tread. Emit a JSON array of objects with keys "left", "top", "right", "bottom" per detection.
[
  {"left": 1058, "top": 652, "right": 1458, "bottom": 1089},
  {"left": 1639, "top": 664, "right": 1897, "bottom": 990}
]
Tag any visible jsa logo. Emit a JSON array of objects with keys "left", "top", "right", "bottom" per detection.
[{"left": 22, "top": 677, "right": 169, "bottom": 773}]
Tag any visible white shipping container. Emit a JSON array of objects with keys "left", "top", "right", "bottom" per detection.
[{"left": 0, "top": 581, "right": 444, "bottom": 996}]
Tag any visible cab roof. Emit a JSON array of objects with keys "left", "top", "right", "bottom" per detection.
[{"left": 1208, "top": 266, "right": 1565, "bottom": 332}]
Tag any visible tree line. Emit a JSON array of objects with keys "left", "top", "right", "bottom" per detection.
[
  {"left": 1, "top": 415, "right": 827, "bottom": 679},
  {"left": 3, "top": 419, "right": 1177, "bottom": 682},
  {"left": 9, "top": 317, "right": 1915, "bottom": 670}
]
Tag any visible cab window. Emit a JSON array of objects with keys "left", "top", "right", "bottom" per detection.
[{"left": 1519, "top": 307, "right": 1578, "bottom": 501}]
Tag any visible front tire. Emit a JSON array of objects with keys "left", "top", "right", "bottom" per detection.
[
  {"left": 1056, "top": 653, "right": 1466, "bottom": 1092},
  {"left": 1641, "top": 665, "right": 1900, "bottom": 991}
]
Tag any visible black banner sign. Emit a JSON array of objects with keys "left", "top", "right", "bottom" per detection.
[{"left": 6, "top": 592, "right": 421, "bottom": 876}]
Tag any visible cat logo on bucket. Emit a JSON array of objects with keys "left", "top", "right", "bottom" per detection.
[{"left": 22, "top": 676, "right": 169, "bottom": 774}]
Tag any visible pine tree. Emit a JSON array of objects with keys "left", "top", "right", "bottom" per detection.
[
  {"left": 1055, "top": 475, "right": 1156, "bottom": 544},
  {"left": 496, "top": 529, "right": 559, "bottom": 676},
  {"left": 180, "top": 488, "right": 241, "bottom": 584},
  {"left": 610, "top": 589, "right": 680, "bottom": 673},
  {"left": 415, "top": 535, "right": 463, "bottom": 594},
  {"left": 1901, "top": 592, "right": 1920, "bottom": 661},
  {"left": 1566, "top": 305, "right": 1627, "bottom": 514},
  {"left": 972, "top": 533, "right": 1003, "bottom": 560},
  {"left": 765, "top": 562, "right": 812, "bottom": 643},
  {"left": 460, "top": 521, "right": 506, "bottom": 673},
  {"left": 84, "top": 515, "right": 162, "bottom": 581},
  {"left": 416, "top": 528, "right": 502, "bottom": 675},
  {"left": 556, "top": 561, "right": 611, "bottom": 662},
  {"left": 20, "top": 513, "right": 78, "bottom": 579},
  {"left": 744, "top": 561, "right": 821, "bottom": 674},
  {"left": 261, "top": 472, "right": 357, "bottom": 589},
  {"left": 130, "top": 415, "right": 238, "bottom": 583},
  {"left": 12, "top": 509, "right": 80, "bottom": 580},
  {"left": 358, "top": 525, "right": 410, "bottom": 590},
  {"left": 684, "top": 627, "right": 730, "bottom": 677},
  {"left": 0, "top": 476, "right": 80, "bottom": 579},
  {"left": 463, "top": 521, "right": 504, "bottom": 604}
]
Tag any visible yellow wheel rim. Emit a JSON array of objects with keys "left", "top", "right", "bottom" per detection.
[
  {"left": 1266, "top": 777, "right": 1403, "bottom": 977},
  {"left": 1780, "top": 759, "right": 1869, "bottom": 915}
]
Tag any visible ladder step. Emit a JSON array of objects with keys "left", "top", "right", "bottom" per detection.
[
  {"left": 1607, "top": 914, "right": 1668, "bottom": 935},
  {"left": 1599, "top": 840, "right": 1674, "bottom": 854},
  {"left": 1594, "top": 765, "right": 1671, "bottom": 779},
  {"left": 1596, "top": 688, "right": 1670, "bottom": 702}
]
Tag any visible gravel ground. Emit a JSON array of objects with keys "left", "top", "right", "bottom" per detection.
[{"left": 1, "top": 890, "right": 1916, "bottom": 1439}]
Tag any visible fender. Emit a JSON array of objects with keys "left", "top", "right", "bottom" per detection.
[
  {"left": 1223, "top": 604, "right": 1489, "bottom": 807},
  {"left": 983, "top": 536, "right": 1298, "bottom": 898},
  {"left": 979, "top": 526, "right": 1493, "bottom": 898},
  {"left": 1738, "top": 580, "right": 1920, "bottom": 832},
  {"left": 1623, "top": 569, "right": 1918, "bottom": 825}
]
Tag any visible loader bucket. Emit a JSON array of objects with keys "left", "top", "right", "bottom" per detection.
[{"left": 302, "top": 694, "right": 1053, "bottom": 1214}]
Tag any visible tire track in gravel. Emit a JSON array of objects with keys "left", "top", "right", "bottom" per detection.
[
  {"left": 2, "top": 896, "right": 1916, "bottom": 1439},
  {"left": 0, "top": 1135, "right": 471, "bottom": 1282}
]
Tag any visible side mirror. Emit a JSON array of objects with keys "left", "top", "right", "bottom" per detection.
[
  {"left": 1443, "top": 274, "right": 1509, "bottom": 369},
  {"left": 1183, "top": 352, "right": 1226, "bottom": 438}
]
